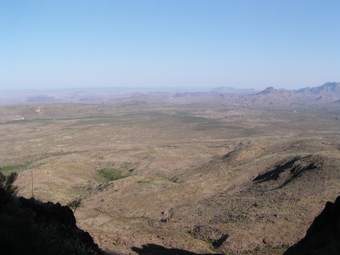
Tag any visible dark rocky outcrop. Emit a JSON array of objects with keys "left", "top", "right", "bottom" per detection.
[
  {"left": 253, "top": 155, "right": 323, "bottom": 190},
  {"left": 284, "top": 196, "right": 340, "bottom": 255},
  {"left": 132, "top": 244, "right": 223, "bottom": 255},
  {"left": 0, "top": 172, "right": 105, "bottom": 255}
]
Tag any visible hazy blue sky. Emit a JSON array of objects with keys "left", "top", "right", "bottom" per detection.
[{"left": 1, "top": 0, "right": 340, "bottom": 90}]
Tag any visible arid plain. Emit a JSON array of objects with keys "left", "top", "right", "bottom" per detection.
[{"left": 1, "top": 88, "right": 340, "bottom": 254}]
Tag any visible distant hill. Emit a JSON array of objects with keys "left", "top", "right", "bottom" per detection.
[
  {"left": 256, "top": 86, "right": 277, "bottom": 95},
  {"left": 26, "top": 95, "right": 57, "bottom": 103}
]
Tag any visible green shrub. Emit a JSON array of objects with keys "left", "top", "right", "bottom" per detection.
[
  {"left": 67, "top": 198, "right": 82, "bottom": 212},
  {"left": 97, "top": 168, "right": 127, "bottom": 182},
  {"left": 0, "top": 163, "right": 29, "bottom": 175}
]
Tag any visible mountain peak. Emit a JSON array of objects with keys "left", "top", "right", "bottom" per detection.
[
  {"left": 319, "top": 82, "right": 340, "bottom": 91},
  {"left": 257, "top": 87, "right": 276, "bottom": 95}
]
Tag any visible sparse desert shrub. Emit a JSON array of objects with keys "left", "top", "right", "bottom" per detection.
[
  {"left": 67, "top": 198, "right": 82, "bottom": 212},
  {"left": 0, "top": 163, "right": 30, "bottom": 175},
  {"left": 97, "top": 168, "right": 127, "bottom": 182},
  {"left": 0, "top": 172, "right": 18, "bottom": 203}
]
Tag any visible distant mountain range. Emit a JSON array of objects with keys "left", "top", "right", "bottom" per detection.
[
  {"left": 257, "top": 82, "right": 340, "bottom": 97},
  {"left": 169, "top": 82, "right": 340, "bottom": 106},
  {"left": 1, "top": 82, "right": 340, "bottom": 106},
  {"left": 249, "top": 82, "right": 340, "bottom": 106}
]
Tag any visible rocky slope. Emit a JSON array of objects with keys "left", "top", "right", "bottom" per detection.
[{"left": 74, "top": 137, "right": 340, "bottom": 254}]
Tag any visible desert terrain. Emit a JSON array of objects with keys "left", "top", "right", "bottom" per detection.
[{"left": 0, "top": 83, "right": 340, "bottom": 254}]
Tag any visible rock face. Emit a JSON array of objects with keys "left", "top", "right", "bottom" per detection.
[
  {"left": 284, "top": 196, "right": 340, "bottom": 255},
  {"left": 0, "top": 173, "right": 105, "bottom": 255}
]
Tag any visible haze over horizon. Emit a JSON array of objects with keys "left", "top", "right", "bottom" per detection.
[{"left": 1, "top": 0, "right": 340, "bottom": 90}]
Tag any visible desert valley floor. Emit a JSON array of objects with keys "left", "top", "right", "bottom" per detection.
[{"left": 0, "top": 99, "right": 339, "bottom": 254}]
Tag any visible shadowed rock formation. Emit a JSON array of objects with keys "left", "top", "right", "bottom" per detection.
[
  {"left": 253, "top": 155, "right": 323, "bottom": 190},
  {"left": 284, "top": 196, "right": 340, "bottom": 255},
  {"left": 0, "top": 172, "right": 105, "bottom": 255},
  {"left": 132, "top": 244, "right": 223, "bottom": 255}
]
